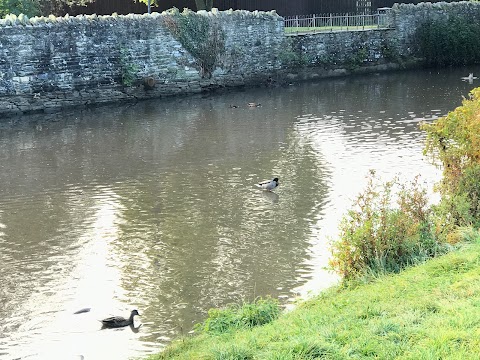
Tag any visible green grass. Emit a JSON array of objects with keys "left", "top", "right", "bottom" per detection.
[
  {"left": 196, "top": 297, "right": 280, "bottom": 334},
  {"left": 149, "top": 238, "right": 480, "bottom": 360}
]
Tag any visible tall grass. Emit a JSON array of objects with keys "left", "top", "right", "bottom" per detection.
[
  {"left": 329, "top": 171, "right": 444, "bottom": 281},
  {"left": 195, "top": 297, "right": 280, "bottom": 334}
]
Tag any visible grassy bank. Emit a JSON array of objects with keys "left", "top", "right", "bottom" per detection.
[{"left": 150, "top": 238, "right": 480, "bottom": 360}]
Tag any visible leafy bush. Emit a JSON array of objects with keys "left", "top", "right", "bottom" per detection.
[
  {"left": 196, "top": 297, "right": 280, "bottom": 334},
  {"left": 330, "top": 171, "right": 443, "bottom": 281},
  {"left": 457, "top": 164, "right": 480, "bottom": 226},
  {"left": 423, "top": 88, "right": 480, "bottom": 238},
  {"left": 432, "top": 165, "right": 480, "bottom": 242},
  {"left": 415, "top": 17, "right": 480, "bottom": 66}
]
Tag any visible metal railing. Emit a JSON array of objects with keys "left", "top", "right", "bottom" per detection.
[{"left": 284, "top": 11, "right": 390, "bottom": 35}]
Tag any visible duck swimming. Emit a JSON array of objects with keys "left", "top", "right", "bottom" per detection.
[
  {"left": 256, "top": 177, "right": 279, "bottom": 191},
  {"left": 461, "top": 73, "right": 477, "bottom": 83},
  {"left": 100, "top": 309, "right": 140, "bottom": 328}
]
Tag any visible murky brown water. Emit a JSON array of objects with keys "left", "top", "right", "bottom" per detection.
[{"left": 1, "top": 66, "right": 479, "bottom": 360}]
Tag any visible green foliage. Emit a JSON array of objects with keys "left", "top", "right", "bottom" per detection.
[
  {"left": 345, "top": 46, "right": 369, "bottom": 70},
  {"left": 455, "top": 226, "right": 480, "bottom": 244},
  {"left": 277, "top": 38, "right": 304, "bottom": 67},
  {"left": 211, "top": 344, "right": 253, "bottom": 360},
  {"left": 423, "top": 88, "right": 480, "bottom": 239},
  {"left": 133, "top": 0, "right": 213, "bottom": 11},
  {"left": 432, "top": 165, "right": 480, "bottom": 242},
  {"left": 41, "top": 0, "right": 93, "bottom": 16},
  {"left": 289, "top": 340, "right": 337, "bottom": 359},
  {"left": 415, "top": 17, "right": 480, "bottom": 66},
  {"left": 458, "top": 165, "right": 480, "bottom": 223},
  {"left": 330, "top": 171, "right": 443, "bottom": 281},
  {"left": 0, "top": 0, "right": 94, "bottom": 17},
  {"left": 164, "top": 8, "right": 225, "bottom": 78},
  {"left": 0, "top": 0, "right": 40, "bottom": 17},
  {"left": 135, "top": 0, "right": 158, "bottom": 7},
  {"left": 195, "top": 297, "right": 280, "bottom": 334},
  {"left": 119, "top": 48, "right": 139, "bottom": 86},
  {"left": 278, "top": 37, "right": 328, "bottom": 68},
  {"left": 380, "top": 38, "right": 400, "bottom": 62},
  {"left": 423, "top": 88, "right": 480, "bottom": 185}
]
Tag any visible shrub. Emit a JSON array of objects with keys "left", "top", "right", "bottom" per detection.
[
  {"left": 423, "top": 88, "right": 480, "bottom": 237},
  {"left": 330, "top": 171, "right": 443, "bottom": 281},
  {"left": 415, "top": 17, "right": 480, "bottom": 66},
  {"left": 432, "top": 164, "right": 480, "bottom": 241},
  {"left": 196, "top": 297, "right": 280, "bottom": 334},
  {"left": 119, "top": 47, "right": 139, "bottom": 86}
]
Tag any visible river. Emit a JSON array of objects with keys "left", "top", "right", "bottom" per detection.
[{"left": 1, "top": 66, "right": 479, "bottom": 359}]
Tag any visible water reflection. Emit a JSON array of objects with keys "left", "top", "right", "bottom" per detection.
[
  {"left": 260, "top": 190, "right": 280, "bottom": 204},
  {"left": 0, "top": 65, "right": 479, "bottom": 359}
]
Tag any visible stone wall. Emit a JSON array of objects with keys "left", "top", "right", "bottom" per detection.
[
  {"left": 283, "top": 1, "right": 480, "bottom": 81},
  {"left": 0, "top": 9, "right": 284, "bottom": 116},
  {"left": 283, "top": 29, "right": 398, "bottom": 82},
  {"left": 388, "top": 1, "right": 480, "bottom": 56},
  {"left": 2, "top": 2, "right": 480, "bottom": 116}
]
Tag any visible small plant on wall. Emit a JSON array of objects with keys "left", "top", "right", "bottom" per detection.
[
  {"left": 277, "top": 37, "right": 309, "bottom": 67},
  {"left": 163, "top": 8, "right": 225, "bottom": 78},
  {"left": 380, "top": 38, "right": 400, "bottom": 63},
  {"left": 119, "top": 47, "right": 139, "bottom": 86}
]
